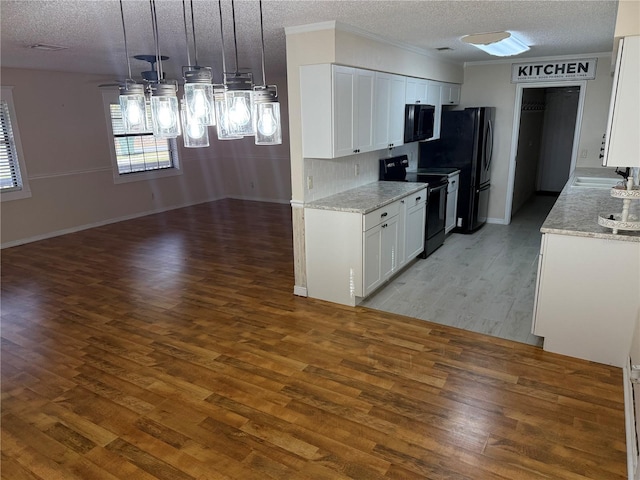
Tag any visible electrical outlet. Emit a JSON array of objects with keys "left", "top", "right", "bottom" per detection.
[
  {"left": 355, "top": 164, "right": 359, "bottom": 176},
  {"left": 307, "top": 176, "right": 313, "bottom": 190},
  {"left": 250, "top": 181, "right": 255, "bottom": 189},
  {"left": 580, "top": 149, "right": 588, "bottom": 158}
]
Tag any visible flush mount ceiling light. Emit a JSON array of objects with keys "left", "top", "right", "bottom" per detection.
[
  {"left": 461, "top": 31, "right": 529, "bottom": 57},
  {"left": 28, "top": 43, "right": 68, "bottom": 51}
]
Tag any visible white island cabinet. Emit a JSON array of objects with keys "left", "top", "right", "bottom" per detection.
[
  {"left": 305, "top": 183, "right": 427, "bottom": 306},
  {"left": 532, "top": 169, "right": 640, "bottom": 367}
]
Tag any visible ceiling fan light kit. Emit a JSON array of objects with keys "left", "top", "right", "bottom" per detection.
[
  {"left": 114, "top": 0, "right": 281, "bottom": 147},
  {"left": 461, "top": 31, "right": 530, "bottom": 57}
]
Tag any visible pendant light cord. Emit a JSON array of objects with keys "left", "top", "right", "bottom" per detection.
[
  {"left": 149, "top": 0, "right": 163, "bottom": 82},
  {"left": 259, "top": 0, "right": 266, "bottom": 86},
  {"left": 190, "top": 0, "right": 198, "bottom": 66},
  {"left": 218, "top": 0, "right": 227, "bottom": 79},
  {"left": 182, "top": 0, "right": 192, "bottom": 66},
  {"left": 119, "top": 0, "right": 133, "bottom": 81},
  {"left": 231, "top": 0, "right": 239, "bottom": 75}
]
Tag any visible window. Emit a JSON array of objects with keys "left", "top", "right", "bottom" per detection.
[
  {"left": 0, "top": 87, "right": 31, "bottom": 202},
  {"left": 102, "top": 90, "right": 181, "bottom": 183}
]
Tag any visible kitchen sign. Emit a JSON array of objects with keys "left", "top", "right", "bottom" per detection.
[{"left": 511, "top": 58, "right": 597, "bottom": 83}]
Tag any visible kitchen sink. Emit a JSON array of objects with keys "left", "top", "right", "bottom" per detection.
[{"left": 570, "top": 176, "right": 622, "bottom": 189}]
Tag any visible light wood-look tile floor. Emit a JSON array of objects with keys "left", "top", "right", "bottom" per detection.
[
  {"left": 1, "top": 198, "right": 627, "bottom": 479},
  {"left": 362, "top": 195, "right": 558, "bottom": 346}
]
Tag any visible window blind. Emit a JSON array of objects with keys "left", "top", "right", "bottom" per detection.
[
  {"left": 0, "top": 100, "right": 23, "bottom": 192},
  {"left": 109, "top": 104, "right": 174, "bottom": 174}
]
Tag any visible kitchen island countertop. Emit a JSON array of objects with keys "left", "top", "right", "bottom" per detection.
[
  {"left": 541, "top": 167, "right": 640, "bottom": 242},
  {"left": 305, "top": 181, "right": 427, "bottom": 214}
]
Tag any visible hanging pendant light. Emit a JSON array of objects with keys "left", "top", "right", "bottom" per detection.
[
  {"left": 252, "top": 0, "right": 281, "bottom": 145},
  {"left": 148, "top": 0, "right": 180, "bottom": 138},
  {"left": 215, "top": 0, "right": 241, "bottom": 140},
  {"left": 181, "top": 0, "right": 215, "bottom": 129},
  {"left": 181, "top": 97, "right": 209, "bottom": 147},
  {"left": 117, "top": 1, "right": 147, "bottom": 134},
  {"left": 223, "top": 0, "right": 255, "bottom": 137}
]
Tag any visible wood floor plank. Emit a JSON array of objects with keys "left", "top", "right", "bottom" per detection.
[{"left": 1, "top": 198, "right": 627, "bottom": 479}]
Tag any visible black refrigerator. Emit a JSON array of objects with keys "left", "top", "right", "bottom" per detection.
[{"left": 419, "top": 107, "right": 495, "bottom": 233}]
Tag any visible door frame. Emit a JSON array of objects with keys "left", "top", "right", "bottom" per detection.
[{"left": 504, "top": 80, "right": 587, "bottom": 223}]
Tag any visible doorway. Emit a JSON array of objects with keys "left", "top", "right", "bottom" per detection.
[{"left": 506, "top": 81, "right": 586, "bottom": 220}]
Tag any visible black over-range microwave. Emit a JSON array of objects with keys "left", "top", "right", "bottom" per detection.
[{"left": 404, "top": 103, "right": 435, "bottom": 143}]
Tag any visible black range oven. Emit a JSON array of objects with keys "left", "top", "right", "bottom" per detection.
[{"left": 379, "top": 155, "right": 448, "bottom": 258}]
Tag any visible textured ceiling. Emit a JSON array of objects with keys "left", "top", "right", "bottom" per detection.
[{"left": 0, "top": 0, "right": 618, "bottom": 85}]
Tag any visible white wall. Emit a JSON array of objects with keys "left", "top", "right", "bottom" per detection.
[
  {"left": 0, "top": 68, "right": 291, "bottom": 247},
  {"left": 462, "top": 54, "right": 613, "bottom": 223}
]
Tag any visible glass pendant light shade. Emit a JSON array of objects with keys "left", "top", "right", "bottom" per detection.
[
  {"left": 183, "top": 68, "right": 216, "bottom": 126},
  {"left": 225, "top": 90, "right": 254, "bottom": 136},
  {"left": 253, "top": 86, "right": 282, "bottom": 145},
  {"left": 150, "top": 83, "right": 180, "bottom": 138},
  {"left": 224, "top": 72, "right": 255, "bottom": 137},
  {"left": 181, "top": 101, "right": 209, "bottom": 148},
  {"left": 214, "top": 85, "right": 241, "bottom": 140},
  {"left": 119, "top": 83, "right": 147, "bottom": 133}
]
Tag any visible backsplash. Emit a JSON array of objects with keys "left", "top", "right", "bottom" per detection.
[{"left": 304, "top": 143, "right": 419, "bottom": 202}]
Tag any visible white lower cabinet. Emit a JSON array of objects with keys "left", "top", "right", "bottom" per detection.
[
  {"left": 402, "top": 190, "right": 427, "bottom": 262},
  {"left": 532, "top": 233, "right": 640, "bottom": 367},
  {"left": 305, "top": 187, "right": 426, "bottom": 306},
  {"left": 445, "top": 172, "right": 459, "bottom": 233}
]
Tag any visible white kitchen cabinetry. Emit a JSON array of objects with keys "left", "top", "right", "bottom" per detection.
[
  {"left": 300, "top": 64, "right": 375, "bottom": 158},
  {"left": 426, "top": 81, "right": 442, "bottom": 141},
  {"left": 402, "top": 189, "right": 427, "bottom": 262},
  {"left": 373, "top": 72, "right": 406, "bottom": 150},
  {"left": 603, "top": 35, "right": 640, "bottom": 167},
  {"left": 532, "top": 233, "right": 639, "bottom": 367},
  {"left": 445, "top": 172, "right": 459, "bottom": 233},
  {"left": 440, "top": 82, "right": 461, "bottom": 106},
  {"left": 405, "top": 77, "right": 429, "bottom": 104},
  {"left": 363, "top": 209, "right": 400, "bottom": 295},
  {"left": 305, "top": 187, "right": 426, "bottom": 306}
]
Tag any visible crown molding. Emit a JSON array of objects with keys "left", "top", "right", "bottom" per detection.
[{"left": 464, "top": 51, "right": 612, "bottom": 67}]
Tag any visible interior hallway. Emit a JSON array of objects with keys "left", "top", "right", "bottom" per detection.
[{"left": 361, "top": 194, "right": 558, "bottom": 346}]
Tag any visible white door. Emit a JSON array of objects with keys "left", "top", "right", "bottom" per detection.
[
  {"left": 355, "top": 69, "right": 375, "bottom": 153},
  {"left": 333, "top": 66, "right": 356, "bottom": 157},
  {"left": 373, "top": 72, "right": 391, "bottom": 150}
]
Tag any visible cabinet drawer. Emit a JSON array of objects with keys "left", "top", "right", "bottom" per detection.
[
  {"left": 403, "top": 188, "right": 427, "bottom": 206},
  {"left": 364, "top": 201, "right": 400, "bottom": 231}
]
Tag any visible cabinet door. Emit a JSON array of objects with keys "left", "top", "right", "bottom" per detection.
[
  {"left": 440, "top": 83, "right": 461, "bottom": 106},
  {"left": 445, "top": 173, "right": 459, "bottom": 233},
  {"left": 405, "top": 200, "right": 426, "bottom": 259},
  {"left": 405, "top": 77, "right": 428, "bottom": 104},
  {"left": 373, "top": 72, "right": 392, "bottom": 150},
  {"left": 388, "top": 75, "right": 406, "bottom": 147},
  {"left": 380, "top": 215, "right": 399, "bottom": 280},
  {"left": 426, "top": 81, "right": 442, "bottom": 141},
  {"left": 363, "top": 214, "right": 399, "bottom": 296},
  {"left": 363, "top": 224, "right": 384, "bottom": 296},
  {"left": 333, "top": 65, "right": 357, "bottom": 158},
  {"left": 355, "top": 69, "right": 375, "bottom": 154},
  {"left": 603, "top": 36, "right": 640, "bottom": 167}
]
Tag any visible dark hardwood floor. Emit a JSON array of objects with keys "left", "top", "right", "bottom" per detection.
[{"left": 1, "top": 199, "right": 627, "bottom": 479}]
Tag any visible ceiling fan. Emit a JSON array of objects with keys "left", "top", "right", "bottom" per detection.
[{"left": 98, "top": 55, "right": 169, "bottom": 87}]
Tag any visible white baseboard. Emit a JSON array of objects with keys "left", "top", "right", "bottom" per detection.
[
  {"left": 486, "top": 216, "right": 509, "bottom": 225},
  {"left": 293, "top": 285, "right": 308, "bottom": 297},
  {"left": 1, "top": 195, "right": 228, "bottom": 249}
]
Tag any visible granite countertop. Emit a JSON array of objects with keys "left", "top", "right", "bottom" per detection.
[
  {"left": 541, "top": 167, "right": 640, "bottom": 242},
  {"left": 305, "top": 181, "right": 428, "bottom": 214}
]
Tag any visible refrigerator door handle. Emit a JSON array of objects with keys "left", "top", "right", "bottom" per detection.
[{"left": 485, "top": 119, "right": 494, "bottom": 171}]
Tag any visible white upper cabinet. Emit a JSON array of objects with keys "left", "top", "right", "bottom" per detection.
[
  {"left": 426, "top": 81, "right": 443, "bottom": 141},
  {"left": 300, "top": 64, "right": 375, "bottom": 159},
  {"left": 373, "top": 72, "right": 406, "bottom": 150},
  {"left": 603, "top": 35, "right": 640, "bottom": 167},
  {"left": 405, "top": 77, "right": 429, "bottom": 104},
  {"left": 440, "top": 82, "right": 461, "bottom": 106}
]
